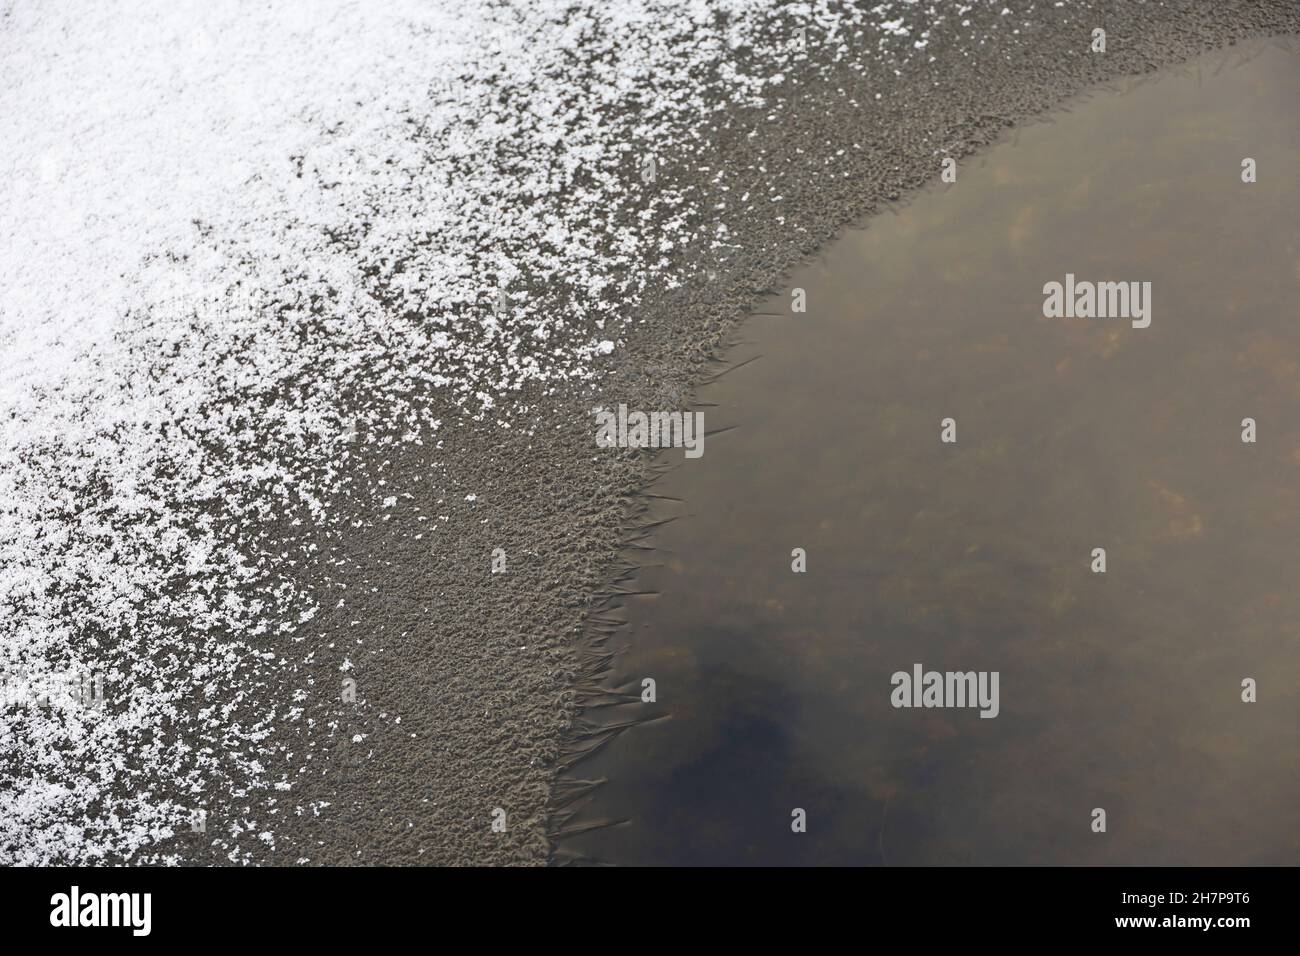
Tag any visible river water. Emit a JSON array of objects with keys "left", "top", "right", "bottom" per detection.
[{"left": 556, "top": 39, "right": 1300, "bottom": 866}]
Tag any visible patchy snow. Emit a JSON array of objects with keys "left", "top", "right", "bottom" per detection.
[{"left": 0, "top": 0, "right": 1068, "bottom": 863}]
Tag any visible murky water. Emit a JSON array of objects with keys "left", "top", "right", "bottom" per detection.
[{"left": 556, "top": 40, "right": 1300, "bottom": 866}]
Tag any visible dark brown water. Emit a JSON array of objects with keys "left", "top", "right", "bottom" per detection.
[{"left": 556, "top": 39, "right": 1300, "bottom": 866}]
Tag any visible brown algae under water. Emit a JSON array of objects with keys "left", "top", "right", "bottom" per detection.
[{"left": 554, "top": 40, "right": 1300, "bottom": 866}]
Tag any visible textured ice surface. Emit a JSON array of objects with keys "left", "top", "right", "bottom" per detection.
[{"left": 0, "top": 0, "right": 1063, "bottom": 863}]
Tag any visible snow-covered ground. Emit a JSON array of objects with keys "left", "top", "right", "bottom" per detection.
[{"left": 0, "top": 0, "right": 1059, "bottom": 863}]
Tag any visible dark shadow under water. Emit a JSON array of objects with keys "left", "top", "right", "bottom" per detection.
[{"left": 557, "top": 39, "right": 1300, "bottom": 866}]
